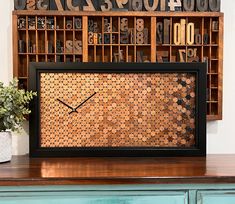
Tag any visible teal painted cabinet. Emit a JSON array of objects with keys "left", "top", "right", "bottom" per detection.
[
  {"left": 197, "top": 190, "right": 235, "bottom": 204},
  {"left": 0, "top": 191, "right": 187, "bottom": 204},
  {"left": 1, "top": 185, "right": 235, "bottom": 204}
]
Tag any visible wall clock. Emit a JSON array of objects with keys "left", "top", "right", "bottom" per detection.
[{"left": 29, "top": 62, "right": 206, "bottom": 157}]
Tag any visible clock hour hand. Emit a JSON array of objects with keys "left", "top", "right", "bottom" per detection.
[
  {"left": 69, "top": 92, "right": 97, "bottom": 114},
  {"left": 57, "top": 99, "right": 77, "bottom": 113}
]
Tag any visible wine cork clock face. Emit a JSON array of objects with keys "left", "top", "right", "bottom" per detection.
[{"left": 39, "top": 72, "right": 196, "bottom": 148}]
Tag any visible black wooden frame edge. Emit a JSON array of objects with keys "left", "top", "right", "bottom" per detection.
[{"left": 29, "top": 62, "right": 207, "bottom": 157}]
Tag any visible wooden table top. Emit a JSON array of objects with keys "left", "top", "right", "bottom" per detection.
[{"left": 0, "top": 155, "right": 235, "bottom": 186}]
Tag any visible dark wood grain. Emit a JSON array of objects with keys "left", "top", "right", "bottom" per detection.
[{"left": 0, "top": 155, "right": 235, "bottom": 186}]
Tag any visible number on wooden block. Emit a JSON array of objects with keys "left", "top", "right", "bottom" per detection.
[
  {"left": 183, "top": 0, "right": 194, "bottom": 11},
  {"left": 178, "top": 49, "right": 186, "bottom": 62},
  {"left": 116, "top": 0, "right": 128, "bottom": 8},
  {"left": 88, "top": 19, "right": 94, "bottom": 32},
  {"left": 136, "top": 32, "right": 144, "bottom": 44},
  {"left": 188, "top": 48, "right": 197, "bottom": 57},
  {"left": 120, "top": 18, "right": 128, "bottom": 32},
  {"left": 209, "top": 0, "right": 220, "bottom": 11},
  {"left": 160, "top": 0, "right": 166, "bottom": 10},
  {"left": 187, "top": 23, "right": 194, "bottom": 45},
  {"left": 156, "top": 22, "right": 163, "bottom": 44},
  {"left": 131, "top": 0, "right": 143, "bottom": 11},
  {"left": 143, "top": 0, "right": 159, "bottom": 11},
  {"left": 104, "top": 19, "right": 111, "bottom": 32},
  {"left": 74, "top": 40, "right": 82, "bottom": 54},
  {"left": 66, "top": 0, "right": 79, "bottom": 11},
  {"left": 37, "top": 0, "right": 49, "bottom": 10},
  {"left": 195, "top": 34, "right": 202, "bottom": 44},
  {"left": 196, "top": 0, "right": 208, "bottom": 11},
  {"left": 174, "top": 23, "right": 181, "bottom": 45},
  {"left": 88, "top": 32, "right": 94, "bottom": 44},
  {"left": 74, "top": 18, "right": 82, "bottom": 29},
  {"left": 66, "top": 20, "right": 73, "bottom": 29},
  {"left": 136, "top": 18, "right": 144, "bottom": 32},
  {"left": 163, "top": 19, "right": 170, "bottom": 44},
  {"left": 26, "top": 0, "right": 36, "bottom": 10},
  {"left": 14, "top": 0, "right": 27, "bottom": 10},
  {"left": 65, "top": 40, "right": 73, "bottom": 53},
  {"left": 93, "top": 33, "right": 98, "bottom": 44},
  {"left": 180, "top": 19, "right": 186, "bottom": 45},
  {"left": 83, "top": 0, "right": 95, "bottom": 11},
  {"left": 101, "top": 0, "right": 112, "bottom": 11},
  {"left": 168, "top": 0, "right": 182, "bottom": 11}
]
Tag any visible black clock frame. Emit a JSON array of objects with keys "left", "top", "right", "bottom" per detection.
[{"left": 29, "top": 62, "right": 207, "bottom": 157}]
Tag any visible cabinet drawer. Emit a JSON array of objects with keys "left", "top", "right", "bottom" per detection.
[
  {"left": 0, "top": 191, "right": 188, "bottom": 204},
  {"left": 197, "top": 190, "right": 235, "bottom": 204}
]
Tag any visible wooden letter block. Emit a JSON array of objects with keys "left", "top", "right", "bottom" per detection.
[
  {"left": 26, "top": 0, "right": 36, "bottom": 10},
  {"left": 163, "top": 19, "right": 170, "bottom": 44},
  {"left": 168, "top": 0, "right": 182, "bottom": 11},
  {"left": 186, "top": 23, "right": 194, "bottom": 45},
  {"left": 173, "top": 23, "right": 181, "bottom": 45},
  {"left": 187, "top": 48, "right": 197, "bottom": 58},
  {"left": 143, "top": 0, "right": 159, "bottom": 11},
  {"left": 129, "top": 28, "right": 135, "bottom": 44},
  {"left": 180, "top": 19, "right": 186, "bottom": 45},
  {"left": 98, "top": 33, "right": 102, "bottom": 44},
  {"left": 209, "top": 0, "right": 220, "bottom": 11},
  {"left": 65, "top": 40, "right": 73, "bottom": 53},
  {"left": 203, "top": 33, "right": 209, "bottom": 44},
  {"left": 66, "top": 0, "right": 80, "bottom": 11},
  {"left": 93, "top": 22, "right": 98, "bottom": 32},
  {"left": 212, "top": 21, "right": 219, "bottom": 31},
  {"left": 104, "top": 19, "right": 111, "bottom": 32},
  {"left": 104, "top": 34, "right": 111, "bottom": 44},
  {"left": 66, "top": 20, "right": 73, "bottom": 29},
  {"left": 136, "top": 18, "right": 144, "bottom": 32},
  {"left": 83, "top": 0, "right": 95, "bottom": 11},
  {"left": 183, "top": 0, "right": 195, "bottom": 11},
  {"left": 195, "top": 34, "right": 202, "bottom": 44},
  {"left": 101, "top": 0, "right": 112, "bottom": 11},
  {"left": 160, "top": 0, "right": 166, "bottom": 11},
  {"left": 93, "top": 33, "right": 98, "bottom": 44},
  {"left": 131, "top": 0, "right": 143, "bottom": 11},
  {"left": 52, "top": 0, "right": 64, "bottom": 10},
  {"left": 37, "top": 0, "right": 49, "bottom": 10},
  {"left": 143, "top": 28, "right": 148, "bottom": 44},
  {"left": 116, "top": 0, "right": 128, "bottom": 8},
  {"left": 156, "top": 50, "right": 169, "bottom": 62},
  {"left": 137, "top": 50, "right": 143, "bottom": 62},
  {"left": 156, "top": 22, "right": 163, "bottom": 44},
  {"left": 196, "top": 0, "right": 208, "bottom": 11},
  {"left": 14, "top": 0, "right": 27, "bottom": 10},
  {"left": 88, "top": 32, "right": 94, "bottom": 44},
  {"left": 74, "top": 40, "right": 82, "bottom": 54},
  {"left": 88, "top": 19, "right": 94, "bottom": 32},
  {"left": 74, "top": 18, "right": 82, "bottom": 29},
  {"left": 136, "top": 32, "right": 144, "bottom": 44},
  {"left": 120, "top": 18, "right": 128, "bottom": 32},
  {"left": 178, "top": 49, "right": 186, "bottom": 62}
]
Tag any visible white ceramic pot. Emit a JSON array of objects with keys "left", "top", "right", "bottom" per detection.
[{"left": 0, "top": 131, "right": 12, "bottom": 163}]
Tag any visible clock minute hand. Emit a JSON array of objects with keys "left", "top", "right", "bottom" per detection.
[
  {"left": 57, "top": 99, "right": 75, "bottom": 111},
  {"left": 69, "top": 92, "right": 97, "bottom": 114}
]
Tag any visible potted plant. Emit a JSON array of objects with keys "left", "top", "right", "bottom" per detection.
[{"left": 0, "top": 79, "right": 36, "bottom": 163}]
